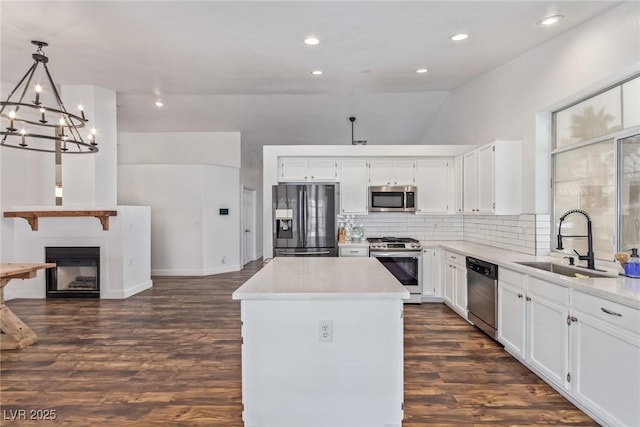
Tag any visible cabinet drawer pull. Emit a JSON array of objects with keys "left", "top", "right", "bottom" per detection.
[
  {"left": 600, "top": 307, "right": 622, "bottom": 317},
  {"left": 349, "top": 250, "right": 359, "bottom": 253},
  {"left": 517, "top": 293, "right": 523, "bottom": 298},
  {"left": 525, "top": 296, "right": 531, "bottom": 301}
]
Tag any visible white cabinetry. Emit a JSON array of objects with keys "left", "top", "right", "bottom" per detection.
[
  {"left": 453, "top": 156, "right": 463, "bottom": 214},
  {"left": 526, "top": 277, "right": 570, "bottom": 391},
  {"left": 279, "top": 158, "right": 337, "bottom": 182},
  {"left": 497, "top": 269, "right": 527, "bottom": 360},
  {"left": 496, "top": 265, "right": 640, "bottom": 426},
  {"left": 339, "top": 160, "right": 368, "bottom": 214},
  {"left": 570, "top": 291, "right": 640, "bottom": 426},
  {"left": 463, "top": 150, "right": 477, "bottom": 213},
  {"left": 463, "top": 139, "right": 522, "bottom": 214},
  {"left": 421, "top": 248, "right": 440, "bottom": 298},
  {"left": 476, "top": 144, "right": 494, "bottom": 213},
  {"left": 368, "top": 159, "right": 415, "bottom": 186},
  {"left": 339, "top": 245, "right": 369, "bottom": 257},
  {"left": 443, "top": 257, "right": 454, "bottom": 305},
  {"left": 415, "top": 159, "right": 449, "bottom": 214},
  {"left": 499, "top": 272, "right": 569, "bottom": 387},
  {"left": 442, "top": 251, "right": 467, "bottom": 319}
]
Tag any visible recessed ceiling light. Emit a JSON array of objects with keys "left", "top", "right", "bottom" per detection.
[
  {"left": 539, "top": 15, "right": 564, "bottom": 26},
  {"left": 450, "top": 33, "right": 469, "bottom": 41},
  {"left": 304, "top": 37, "right": 320, "bottom": 46},
  {"left": 154, "top": 100, "right": 164, "bottom": 108},
  {"left": 311, "top": 70, "right": 323, "bottom": 75},
  {"left": 416, "top": 68, "right": 428, "bottom": 74}
]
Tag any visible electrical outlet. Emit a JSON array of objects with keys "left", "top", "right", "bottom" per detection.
[{"left": 318, "top": 320, "right": 333, "bottom": 343}]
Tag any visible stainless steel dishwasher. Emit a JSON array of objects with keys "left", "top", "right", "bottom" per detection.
[{"left": 466, "top": 257, "right": 499, "bottom": 340}]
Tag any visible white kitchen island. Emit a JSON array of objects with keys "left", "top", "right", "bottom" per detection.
[{"left": 232, "top": 257, "right": 410, "bottom": 427}]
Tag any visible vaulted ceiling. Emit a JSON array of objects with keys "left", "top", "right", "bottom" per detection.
[{"left": 1, "top": 1, "right": 620, "bottom": 153}]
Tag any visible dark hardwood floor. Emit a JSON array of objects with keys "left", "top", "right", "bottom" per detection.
[{"left": 1, "top": 260, "right": 596, "bottom": 426}]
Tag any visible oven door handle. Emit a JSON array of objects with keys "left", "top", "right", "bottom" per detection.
[{"left": 371, "top": 251, "right": 420, "bottom": 258}]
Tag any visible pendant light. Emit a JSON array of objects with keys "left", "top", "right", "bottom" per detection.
[
  {"left": 0, "top": 41, "right": 98, "bottom": 153},
  {"left": 349, "top": 116, "right": 367, "bottom": 145}
]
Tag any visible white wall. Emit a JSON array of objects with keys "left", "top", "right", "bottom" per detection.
[
  {"left": 118, "top": 131, "right": 242, "bottom": 275},
  {"left": 118, "top": 131, "right": 240, "bottom": 167},
  {"left": 420, "top": 1, "right": 640, "bottom": 214},
  {"left": 61, "top": 85, "right": 118, "bottom": 206}
]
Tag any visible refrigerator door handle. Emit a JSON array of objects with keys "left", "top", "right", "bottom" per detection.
[
  {"left": 303, "top": 188, "right": 308, "bottom": 247},
  {"left": 298, "top": 187, "right": 305, "bottom": 247}
]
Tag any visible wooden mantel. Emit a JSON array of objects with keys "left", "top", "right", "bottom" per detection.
[{"left": 3, "top": 210, "right": 118, "bottom": 231}]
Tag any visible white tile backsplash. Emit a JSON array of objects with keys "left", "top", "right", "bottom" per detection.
[
  {"left": 345, "top": 212, "right": 552, "bottom": 255},
  {"left": 354, "top": 213, "right": 463, "bottom": 241},
  {"left": 464, "top": 214, "right": 537, "bottom": 255}
]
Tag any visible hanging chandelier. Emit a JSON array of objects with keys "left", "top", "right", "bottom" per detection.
[{"left": 0, "top": 41, "right": 98, "bottom": 153}]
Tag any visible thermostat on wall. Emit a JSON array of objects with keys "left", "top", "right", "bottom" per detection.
[{"left": 219, "top": 208, "right": 229, "bottom": 215}]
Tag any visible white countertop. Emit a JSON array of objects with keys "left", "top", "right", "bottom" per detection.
[
  {"left": 232, "top": 257, "right": 409, "bottom": 300},
  {"left": 431, "top": 241, "right": 640, "bottom": 309}
]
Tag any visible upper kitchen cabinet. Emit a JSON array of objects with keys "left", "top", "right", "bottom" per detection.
[
  {"left": 463, "top": 150, "right": 478, "bottom": 213},
  {"left": 453, "top": 156, "right": 464, "bottom": 214},
  {"left": 463, "top": 139, "right": 522, "bottom": 215},
  {"left": 339, "top": 159, "right": 368, "bottom": 214},
  {"left": 368, "top": 159, "right": 415, "bottom": 186},
  {"left": 415, "top": 159, "right": 450, "bottom": 214},
  {"left": 279, "top": 157, "right": 337, "bottom": 182}
]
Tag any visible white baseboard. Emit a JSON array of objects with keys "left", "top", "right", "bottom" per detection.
[
  {"left": 202, "top": 264, "right": 241, "bottom": 275},
  {"left": 151, "top": 265, "right": 241, "bottom": 276}
]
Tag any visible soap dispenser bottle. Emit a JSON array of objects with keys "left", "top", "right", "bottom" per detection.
[{"left": 624, "top": 248, "right": 640, "bottom": 278}]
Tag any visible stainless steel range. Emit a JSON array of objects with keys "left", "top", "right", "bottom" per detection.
[{"left": 368, "top": 237, "right": 422, "bottom": 304}]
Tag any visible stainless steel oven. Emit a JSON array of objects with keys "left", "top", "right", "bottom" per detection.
[{"left": 368, "top": 237, "right": 422, "bottom": 304}]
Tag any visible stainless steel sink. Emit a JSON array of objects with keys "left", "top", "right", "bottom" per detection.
[{"left": 515, "top": 262, "right": 614, "bottom": 278}]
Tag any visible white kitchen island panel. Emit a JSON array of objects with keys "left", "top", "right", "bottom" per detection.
[
  {"left": 233, "top": 257, "right": 408, "bottom": 427},
  {"left": 241, "top": 299, "right": 403, "bottom": 426}
]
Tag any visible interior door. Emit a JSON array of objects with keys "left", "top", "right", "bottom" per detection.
[{"left": 242, "top": 188, "right": 255, "bottom": 265}]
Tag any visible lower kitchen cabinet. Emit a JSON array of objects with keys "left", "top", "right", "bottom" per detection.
[
  {"left": 497, "top": 270, "right": 639, "bottom": 426},
  {"left": 421, "top": 248, "right": 440, "bottom": 298},
  {"left": 443, "top": 258, "right": 454, "bottom": 304},
  {"left": 442, "top": 251, "right": 467, "bottom": 319},
  {"left": 453, "top": 265, "right": 467, "bottom": 317},
  {"left": 570, "top": 291, "right": 640, "bottom": 426},
  {"left": 497, "top": 269, "right": 526, "bottom": 360},
  {"left": 338, "top": 245, "right": 369, "bottom": 257},
  {"left": 499, "top": 270, "right": 571, "bottom": 391},
  {"left": 526, "top": 282, "right": 570, "bottom": 391}
]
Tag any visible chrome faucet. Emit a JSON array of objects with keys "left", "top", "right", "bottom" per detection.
[{"left": 557, "top": 209, "right": 595, "bottom": 270}]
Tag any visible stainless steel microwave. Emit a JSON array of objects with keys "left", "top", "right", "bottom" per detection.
[{"left": 369, "top": 186, "right": 417, "bottom": 212}]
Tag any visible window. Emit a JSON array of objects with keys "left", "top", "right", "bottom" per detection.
[
  {"left": 620, "top": 134, "right": 640, "bottom": 251},
  {"left": 552, "top": 75, "right": 640, "bottom": 262}
]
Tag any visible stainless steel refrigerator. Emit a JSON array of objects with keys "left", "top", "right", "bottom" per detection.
[{"left": 273, "top": 184, "right": 338, "bottom": 257}]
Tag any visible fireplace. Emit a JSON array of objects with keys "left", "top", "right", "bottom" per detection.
[{"left": 45, "top": 247, "right": 100, "bottom": 298}]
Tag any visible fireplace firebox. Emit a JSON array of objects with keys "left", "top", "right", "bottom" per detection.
[{"left": 46, "top": 247, "right": 100, "bottom": 298}]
